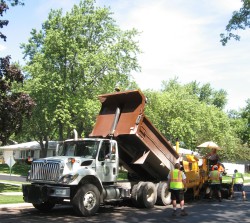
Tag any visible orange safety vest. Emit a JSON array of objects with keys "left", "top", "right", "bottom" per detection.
[
  {"left": 170, "top": 169, "right": 184, "bottom": 189},
  {"left": 212, "top": 165, "right": 224, "bottom": 172},
  {"left": 210, "top": 170, "right": 221, "bottom": 184}
]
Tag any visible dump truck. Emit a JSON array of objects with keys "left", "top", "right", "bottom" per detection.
[{"left": 22, "top": 90, "right": 231, "bottom": 216}]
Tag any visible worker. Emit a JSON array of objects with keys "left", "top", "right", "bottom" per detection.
[
  {"left": 230, "top": 169, "right": 247, "bottom": 201},
  {"left": 167, "top": 163, "right": 188, "bottom": 217},
  {"left": 209, "top": 165, "right": 222, "bottom": 202},
  {"left": 105, "top": 145, "right": 116, "bottom": 160},
  {"left": 205, "top": 149, "right": 219, "bottom": 166},
  {"left": 212, "top": 161, "right": 225, "bottom": 174},
  {"left": 114, "top": 85, "right": 120, "bottom": 92}
]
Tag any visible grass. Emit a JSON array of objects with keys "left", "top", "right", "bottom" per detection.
[
  {"left": 0, "top": 182, "right": 22, "bottom": 192},
  {"left": 0, "top": 163, "right": 30, "bottom": 204},
  {"left": 0, "top": 180, "right": 24, "bottom": 204},
  {"left": 0, "top": 195, "right": 24, "bottom": 204},
  {"left": 244, "top": 173, "right": 250, "bottom": 178},
  {"left": 0, "top": 163, "right": 30, "bottom": 176}
]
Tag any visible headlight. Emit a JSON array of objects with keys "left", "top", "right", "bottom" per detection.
[{"left": 58, "top": 173, "right": 79, "bottom": 184}]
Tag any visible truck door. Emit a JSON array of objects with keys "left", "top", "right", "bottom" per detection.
[{"left": 96, "top": 140, "right": 118, "bottom": 182}]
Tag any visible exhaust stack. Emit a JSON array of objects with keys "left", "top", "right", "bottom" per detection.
[{"left": 73, "top": 129, "right": 78, "bottom": 140}]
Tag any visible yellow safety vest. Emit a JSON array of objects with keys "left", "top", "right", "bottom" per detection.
[
  {"left": 210, "top": 170, "right": 220, "bottom": 184},
  {"left": 234, "top": 173, "right": 243, "bottom": 184},
  {"left": 170, "top": 169, "right": 184, "bottom": 189}
]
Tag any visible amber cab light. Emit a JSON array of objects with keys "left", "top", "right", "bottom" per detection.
[{"left": 68, "top": 158, "right": 76, "bottom": 163}]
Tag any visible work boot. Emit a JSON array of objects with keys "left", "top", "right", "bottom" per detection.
[
  {"left": 180, "top": 209, "right": 188, "bottom": 216},
  {"left": 172, "top": 210, "right": 177, "bottom": 217}
]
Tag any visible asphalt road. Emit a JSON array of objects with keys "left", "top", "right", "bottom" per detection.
[
  {"left": 0, "top": 195, "right": 250, "bottom": 223},
  {"left": 0, "top": 174, "right": 27, "bottom": 182}
]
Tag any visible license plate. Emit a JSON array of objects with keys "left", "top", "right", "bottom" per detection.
[{"left": 55, "top": 189, "right": 67, "bottom": 196}]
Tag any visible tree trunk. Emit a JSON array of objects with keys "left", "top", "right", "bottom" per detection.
[
  {"left": 39, "top": 136, "right": 49, "bottom": 158},
  {"left": 39, "top": 138, "right": 46, "bottom": 158},
  {"left": 58, "top": 122, "right": 64, "bottom": 141}
]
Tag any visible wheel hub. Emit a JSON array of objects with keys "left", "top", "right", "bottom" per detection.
[{"left": 83, "top": 191, "right": 96, "bottom": 210}]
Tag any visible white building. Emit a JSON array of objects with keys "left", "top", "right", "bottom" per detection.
[
  {"left": 222, "top": 162, "right": 245, "bottom": 175},
  {"left": 0, "top": 141, "right": 60, "bottom": 163}
]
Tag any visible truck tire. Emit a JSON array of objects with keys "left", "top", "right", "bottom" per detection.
[
  {"left": 131, "top": 182, "right": 144, "bottom": 207},
  {"left": 137, "top": 182, "right": 157, "bottom": 208},
  {"left": 156, "top": 181, "right": 171, "bottom": 205},
  {"left": 33, "top": 201, "right": 55, "bottom": 212},
  {"left": 72, "top": 184, "right": 100, "bottom": 216}
]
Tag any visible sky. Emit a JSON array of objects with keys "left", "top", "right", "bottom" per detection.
[{"left": 1, "top": 0, "right": 250, "bottom": 111}]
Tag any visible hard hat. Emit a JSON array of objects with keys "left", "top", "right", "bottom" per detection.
[{"left": 114, "top": 85, "right": 120, "bottom": 92}]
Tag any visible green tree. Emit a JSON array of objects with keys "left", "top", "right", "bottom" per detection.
[
  {"left": 241, "top": 99, "right": 250, "bottom": 146},
  {"left": 0, "top": 0, "right": 24, "bottom": 41},
  {"left": 220, "top": 0, "right": 250, "bottom": 46},
  {"left": 144, "top": 80, "right": 248, "bottom": 162},
  {"left": 162, "top": 79, "right": 228, "bottom": 109},
  {"left": 229, "top": 100, "right": 250, "bottom": 147},
  {"left": 0, "top": 0, "right": 35, "bottom": 146},
  {"left": 20, "top": 0, "right": 141, "bottom": 156}
]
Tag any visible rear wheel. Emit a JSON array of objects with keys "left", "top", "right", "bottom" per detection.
[
  {"left": 156, "top": 181, "right": 171, "bottom": 205},
  {"left": 33, "top": 201, "right": 55, "bottom": 212},
  {"left": 137, "top": 182, "right": 157, "bottom": 208},
  {"left": 131, "top": 182, "right": 144, "bottom": 207},
  {"left": 72, "top": 184, "right": 100, "bottom": 216}
]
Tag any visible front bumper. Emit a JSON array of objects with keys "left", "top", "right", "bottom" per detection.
[{"left": 22, "top": 184, "right": 71, "bottom": 204}]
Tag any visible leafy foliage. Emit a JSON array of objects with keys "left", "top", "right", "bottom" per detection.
[
  {"left": 144, "top": 79, "right": 250, "bottom": 162},
  {"left": 0, "top": 0, "right": 35, "bottom": 145},
  {"left": 161, "top": 78, "right": 228, "bottom": 109},
  {"left": 228, "top": 100, "right": 250, "bottom": 147},
  {"left": 0, "top": 0, "right": 24, "bottom": 41},
  {"left": 19, "top": 0, "right": 141, "bottom": 156},
  {"left": 240, "top": 99, "right": 250, "bottom": 146},
  {"left": 220, "top": 0, "right": 250, "bottom": 45}
]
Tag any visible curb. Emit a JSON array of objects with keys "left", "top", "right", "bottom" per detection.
[
  {"left": 0, "top": 173, "right": 22, "bottom": 176},
  {"left": 0, "top": 202, "right": 33, "bottom": 210},
  {"left": 0, "top": 192, "right": 23, "bottom": 195},
  {"left": 0, "top": 181, "right": 22, "bottom": 187}
]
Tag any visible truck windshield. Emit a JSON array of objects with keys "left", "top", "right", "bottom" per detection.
[{"left": 60, "top": 140, "right": 100, "bottom": 158}]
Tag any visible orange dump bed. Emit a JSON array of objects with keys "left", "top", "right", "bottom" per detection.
[{"left": 90, "top": 90, "right": 179, "bottom": 181}]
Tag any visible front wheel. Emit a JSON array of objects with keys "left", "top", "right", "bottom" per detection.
[
  {"left": 72, "top": 184, "right": 100, "bottom": 216},
  {"left": 33, "top": 201, "right": 55, "bottom": 212}
]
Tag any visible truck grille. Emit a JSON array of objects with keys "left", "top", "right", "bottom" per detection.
[{"left": 30, "top": 160, "right": 62, "bottom": 182}]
